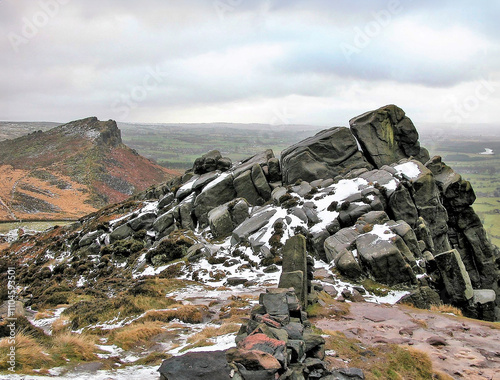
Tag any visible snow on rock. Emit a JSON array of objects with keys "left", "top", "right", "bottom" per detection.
[{"left": 394, "top": 162, "right": 421, "bottom": 179}]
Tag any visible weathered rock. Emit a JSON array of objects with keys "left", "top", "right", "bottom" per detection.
[
  {"left": 251, "top": 163, "right": 272, "bottom": 201},
  {"left": 281, "top": 127, "right": 371, "bottom": 184},
  {"left": 398, "top": 160, "right": 451, "bottom": 253},
  {"left": 233, "top": 150, "right": 275, "bottom": 178},
  {"left": 208, "top": 198, "right": 250, "bottom": 238},
  {"left": 280, "top": 235, "right": 308, "bottom": 308},
  {"left": 193, "top": 171, "right": 221, "bottom": 191},
  {"left": 356, "top": 233, "right": 416, "bottom": 285},
  {"left": 178, "top": 194, "right": 196, "bottom": 230},
  {"left": 153, "top": 211, "right": 175, "bottom": 234},
  {"left": 158, "top": 192, "right": 175, "bottom": 209},
  {"left": 194, "top": 173, "right": 236, "bottom": 228},
  {"left": 109, "top": 223, "right": 133, "bottom": 242},
  {"left": 259, "top": 289, "right": 290, "bottom": 316},
  {"left": 268, "top": 157, "right": 281, "bottom": 182},
  {"left": 158, "top": 350, "right": 232, "bottom": 380},
  {"left": 193, "top": 150, "right": 231, "bottom": 174},
  {"left": 226, "top": 348, "right": 281, "bottom": 371},
  {"left": 349, "top": 104, "right": 429, "bottom": 168},
  {"left": 231, "top": 208, "right": 277, "bottom": 244},
  {"left": 434, "top": 249, "right": 473, "bottom": 303},
  {"left": 426, "top": 156, "right": 476, "bottom": 209},
  {"left": 334, "top": 248, "right": 363, "bottom": 280},
  {"left": 399, "top": 286, "right": 442, "bottom": 309},
  {"left": 79, "top": 230, "right": 102, "bottom": 247},
  {"left": 324, "top": 227, "right": 359, "bottom": 262},
  {"left": 233, "top": 170, "right": 263, "bottom": 206},
  {"left": 128, "top": 212, "right": 156, "bottom": 231},
  {"left": 388, "top": 186, "right": 418, "bottom": 227}
]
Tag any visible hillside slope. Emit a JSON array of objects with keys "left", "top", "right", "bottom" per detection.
[{"left": 0, "top": 117, "right": 178, "bottom": 220}]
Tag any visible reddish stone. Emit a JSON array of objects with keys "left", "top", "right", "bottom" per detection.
[{"left": 226, "top": 348, "right": 281, "bottom": 371}]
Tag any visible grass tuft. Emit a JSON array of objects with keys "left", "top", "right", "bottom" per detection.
[
  {"left": 430, "top": 304, "right": 463, "bottom": 316},
  {"left": 110, "top": 321, "right": 164, "bottom": 350}
]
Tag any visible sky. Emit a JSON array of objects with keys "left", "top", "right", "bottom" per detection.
[{"left": 0, "top": 0, "right": 499, "bottom": 127}]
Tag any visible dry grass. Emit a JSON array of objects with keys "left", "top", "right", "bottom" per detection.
[
  {"left": 0, "top": 333, "right": 53, "bottom": 372},
  {"left": 411, "top": 318, "right": 428, "bottom": 329},
  {"left": 139, "top": 304, "right": 208, "bottom": 324},
  {"left": 51, "top": 316, "right": 71, "bottom": 335},
  {"left": 430, "top": 304, "right": 463, "bottom": 316},
  {"left": 51, "top": 332, "right": 97, "bottom": 362},
  {"left": 306, "top": 291, "right": 350, "bottom": 318},
  {"left": 111, "top": 321, "right": 164, "bottom": 350},
  {"left": 187, "top": 323, "right": 240, "bottom": 344}
]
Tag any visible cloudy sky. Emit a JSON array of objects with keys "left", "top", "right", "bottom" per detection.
[{"left": 0, "top": 0, "right": 499, "bottom": 126}]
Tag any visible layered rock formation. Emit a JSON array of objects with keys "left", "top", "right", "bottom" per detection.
[
  {"left": 4, "top": 105, "right": 499, "bottom": 324},
  {"left": 82, "top": 105, "right": 500, "bottom": 320}
]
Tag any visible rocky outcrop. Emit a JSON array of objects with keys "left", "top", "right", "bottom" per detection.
[
  {"left": 8, "top": 104, "right": 499, "bottom": 323},
  {"left": 193, "top": 150, "right": 232, "bottom": 175},
  {"left": 280, "top": 127, "right": 371, "bottom": 184},
  {"left": 349, "top": 104, "right": 430, "bottom": 168}
]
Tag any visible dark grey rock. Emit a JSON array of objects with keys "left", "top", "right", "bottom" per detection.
[
  {"left": 128, "top": 212, "right": 156, "bottom": 231},
  {"left": 349, "top": 104, "right": 429, "bottom": 168},
  {"left": 233, "top": 170, "right": 263, "bottom": 206},
  {"left": 158, "top": 350, "right": 232, "bottom": 380},
  {"left": 434, "top": 249, "right": 473, "bottom": 303},
  {"left": 281, "top": 127, "right": 371, "bottom": 185}
]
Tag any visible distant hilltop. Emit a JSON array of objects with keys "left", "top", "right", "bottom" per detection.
[{"left": 0, "top": 117, "right": 179, "bottom": 221}]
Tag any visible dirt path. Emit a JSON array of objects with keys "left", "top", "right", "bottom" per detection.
[
  {"left": 0, "top": 194, "right": 15, "bottom": 220},
  {"left": 314, "top": 302, "right": 500, "bottom": 380}
]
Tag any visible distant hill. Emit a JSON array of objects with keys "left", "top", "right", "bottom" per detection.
[
  {"left": 0, "top": 121, "right": 60, "bottom": 141},
  {"left": 0, "top": 117, "right": 179, "bottom": 221}
]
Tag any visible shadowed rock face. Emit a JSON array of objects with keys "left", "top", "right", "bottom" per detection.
[
  {"left": 349, "top": 104, "right": 430, "bottom": 168},
  {"left": 280, "top": 127, "right": 372, "bottom": 184}
]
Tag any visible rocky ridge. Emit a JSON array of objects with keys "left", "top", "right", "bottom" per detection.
[
  {"left": 0, "top": 117, "right": 178, "bottom": 220},
  {"left": 2, "top": 104, "right": 500, "bottom": 379},
  {"left": 2, "top": 105, "right": 499, "bottom": 321}
]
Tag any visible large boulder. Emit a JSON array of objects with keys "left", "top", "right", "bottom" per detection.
[
  {"left": 434, "top": 249, "right": 474, "bottom": 304},
  {"left": 280, "top": 127, "right": 371, "bottom": 185},
  {"left": 233, "top": 170, "right": 264, "bottom": 206},
  {"left": 158, "top": 351, "right": 232, "bottom": 380},
  {"left": 356, "top": 233, "right": 417, "bottom": 285},
  {"left": 349, "top": 104, "right": 429, "bottom": 168},
  {"left": 208, "top": 198, "right": 250, "bottom": 238},
  {"left": 193, "top": 150, "right": 232, "bottom": 174},
  {"left": 194, "top": 173, "right": 236, "bottom": 228}
]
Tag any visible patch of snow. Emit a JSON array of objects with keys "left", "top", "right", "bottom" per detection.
[
  {"left": 76, "top": 276, "right": 86, "bottom": 287},
  {"left": 140, "top": 201, "right": 159, "bottom": 213},
  {"left": 369, "top": 224, "right": 396, "bottom": 242},
  {"left": 364, "top": 289, "right": 410, "bottom": 304},
  {"left": 383, "top": 179, "right": 398, "bottom": 191},
  {"left": 7, "top": 365, "right": 161, "bottom": 380},
  {"left": 394, "top": 162, "right": 421, "bottom": 179},
  {"left": 32, "top": 307, "right": 66, "bottom": 335},
  {"left": 201, "top": 172, "right": 227, "bottom": 192}
]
